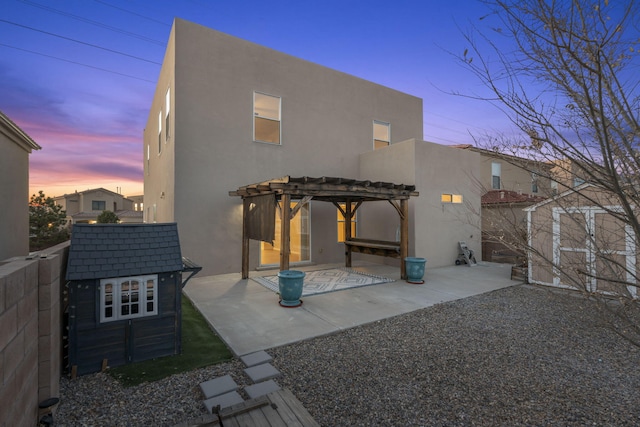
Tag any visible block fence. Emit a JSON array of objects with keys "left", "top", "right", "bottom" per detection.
[{"left": 0, "top": 241, "right": 69, "bottom": 427}]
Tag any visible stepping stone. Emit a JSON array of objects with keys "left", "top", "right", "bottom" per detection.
[
  {"left": 240, "top": 350, "right": 273, "bottom": 367},
  {"left": 244, "top": 379, "right": 281, "bottom": 399},
  {"left": 244, "top": 363, "right": 281, "bottom": 383},
  {"left": 203, "top": 391, "right": 244, "bottom": 413},
  {"left": 199, "top": 375, "right": 238, "bottom": 399}
]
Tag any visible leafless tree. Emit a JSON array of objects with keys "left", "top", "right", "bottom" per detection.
[{"left": 460, "top": 0, "right": 640, "bottom": 345}]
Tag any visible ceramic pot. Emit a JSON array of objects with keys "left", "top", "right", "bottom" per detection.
[
  {"left": 405, "top": 257, "right": 426, "bottom": 284},
  {"left": 277, "top": 270, "right": 305, "bottom": 307}
]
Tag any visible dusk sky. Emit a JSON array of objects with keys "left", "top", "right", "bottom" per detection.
[{"left": 1, "top": 0, "right": 513, "bottom": 198}]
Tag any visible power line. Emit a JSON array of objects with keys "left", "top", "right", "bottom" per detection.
[
  {"left": 19, "top": 0, "right": 166, "bottom": 46},
  {"left": 92, "top": 0, "right": 171, "bottom": 27},
  {"left": 0, "top": 43, "right": 156, "bottom": 83},
  {"left": 1, "top": 19, "right": 161, "bottom": 65}
]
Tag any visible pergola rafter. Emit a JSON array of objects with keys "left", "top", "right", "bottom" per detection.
[{"left": 229, "top": 176, "right": 419, "bottom": 279}]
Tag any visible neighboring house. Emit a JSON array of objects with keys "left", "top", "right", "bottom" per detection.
[
  {"left": 144, "top": 18, "right": 482, "bottom": 276},
  {"left": 0, "top": 110, "right": 41, "bottom": 260},
  {"left": 65, "top": 223, "right": 200, "bottom": 376},
  {"left": 452, "top": 145, "right": 553, "bottom": 265},
  {"left": 481, "top": 189, "right": 545, "bottom": 264},
  {"left": 525, "top": 183, "right": 637, "bottom": 297},
  {"left": 54, "top": 187, "right": 143, "bottom": 224},
  {"left": 452, "top": 144, "right": 553, "bottom": 196}
]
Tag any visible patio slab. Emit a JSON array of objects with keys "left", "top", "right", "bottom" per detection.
[{"left": 184, "top": 261, "right": 516, "bottom": 356}]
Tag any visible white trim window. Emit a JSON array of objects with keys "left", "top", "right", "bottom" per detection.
[
  {"left": 100, "top": 275, "right": 158, "bottom": 323},
  {"left": 373, "top": 120, "right": 390, "bottom": 149},
  {"left": 253, "top": 92, "right": 281, "bottom": 144}
]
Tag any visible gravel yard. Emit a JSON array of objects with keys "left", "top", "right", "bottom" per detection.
[{"left": 56, "top": 284, "right": 640, "bottom": 426}]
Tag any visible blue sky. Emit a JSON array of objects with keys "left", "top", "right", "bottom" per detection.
[{"left": 1, "top": 0, "right": 512, "bottom": 197}]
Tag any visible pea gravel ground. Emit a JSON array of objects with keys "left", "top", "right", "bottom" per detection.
[{"left": 56, "top": 284, "right": 640, "bottom": 426}]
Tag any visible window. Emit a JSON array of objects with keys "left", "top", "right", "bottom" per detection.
[
  {"left": 100, "top": 275, "right": 158, "bottom": 323},
  {"left": 531, "top": 172, "right": 538, "bottom": 193},
  {"left": 574, "top": 177, "right": 585, "bottom": 187},
  {"left": 551, "top": 180, "right": 558, "bottom": 195},
  {"left": 158, "top": 110, "right": 162, "bottom": 153},
  {"left": 254, "top": 92, "right": 281, "bottom": 144},
  {"left": 491, "top": 162, "right": 501, "bottom": 189},
  {"left": 337, "top": 203, "right": 357, "bottom": 242},
  {"left": 165, "top": 87, "right": 171, "bottom": 140},
  {"left": 441, "top": 194, "right": 463, "bottom": 203},
  {"left": 373, "top": 120, "right": 390, "bottom": 149},
  {"left": 146, "top": 144, "right": 150, "bottom": 171},
  {"left": 92, "top": 200, "right": 106, "bottom": 211}
]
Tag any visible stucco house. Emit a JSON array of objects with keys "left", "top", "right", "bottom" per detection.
[
  {"left": 525, "top": 183, "right": 637, "bottom": 297},
  {"left": 54, "top": 187, "right": 143, "bottom": 224},
  {"left": 0, "top": 110, "right": 41, "bottom": 260},
  {"left": 144, "top": 18, "right": 483, "bottom": 277}
]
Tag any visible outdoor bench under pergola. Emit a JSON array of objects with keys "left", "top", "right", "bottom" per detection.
[{"left": 229, "top": 176, "right": 419, "bottom": 280}]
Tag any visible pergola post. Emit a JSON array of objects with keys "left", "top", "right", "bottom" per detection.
[
  {"left": 280, "top": 194, "right": 291, "bottom": 271},
  {"left": 400, "top": 198, "right": 409, "bottom": 280},
  {"left": 345, "top": 200, "right": 352, "bottom": 267},
  {"left": 241, "top": 198, "right": 250, "bottom": 279}
]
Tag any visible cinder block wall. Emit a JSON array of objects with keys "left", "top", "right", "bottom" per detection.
[{"left": 0, "top": 242, "right": 67, "bottom": 427}]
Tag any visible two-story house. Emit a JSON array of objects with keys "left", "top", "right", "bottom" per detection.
[
  {"left": 54, "top": 188, "right": 142, "bottom": 224},
  {"left": 144, "top": 18, "right": 483, "bottom": 277}
]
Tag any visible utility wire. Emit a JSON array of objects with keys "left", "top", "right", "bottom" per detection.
[
  {"left": 19, "top": 0, "right": 166, "bottom": 46},
  {"left": 92, "top": 0, "right": 171, "bottom": 27},
  {"left": 1, "top": 19, "right": 162, "bottom": 65},
  {"left": 0, "top": 43, "right": 156, "bottom": 83}
]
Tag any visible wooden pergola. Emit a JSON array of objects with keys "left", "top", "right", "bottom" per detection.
[{"left": 229, "top": 176, "right": 419, "bottom": 280}]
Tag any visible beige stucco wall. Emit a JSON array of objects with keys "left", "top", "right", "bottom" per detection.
[
  {"left": 1, "top": 125, "right": 33, "bottom": 260},
  {"left": 144, "top": 19, "right": 424, "bottom": 276},
  {"left": 359, "top": 139, "right": 482, "bottom": 268}
]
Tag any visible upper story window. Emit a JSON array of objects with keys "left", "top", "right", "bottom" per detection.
[
  {"left": 158, "top": 110, "right": 162, "bottom": 154},
  {"left": 337, "top": 203, "right": 357, "bottom": 242},
  {"left": 100, "top": 275, "right": 158, "bottom": 323},
  {"left": 254, "top": 92, "right": 281, "bottom": 144},
  {"left": 92, "top": 200, "right": 106, "bottom": 211},
  {"left": 531, "top": 172, "right": 538, "bottom": 193},
  {"left": 491, "top": 162, "right": 501, "bottom": 189},
  {"left": 165, "top": 87, "right": 171, "bottom": 141},
  {"left": 373, "top": 120, "right": 390, "bottom": 149}
]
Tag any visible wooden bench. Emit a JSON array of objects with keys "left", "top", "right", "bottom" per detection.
[{"left": 344, "top": 238, "right": 401, "bottom": 259}]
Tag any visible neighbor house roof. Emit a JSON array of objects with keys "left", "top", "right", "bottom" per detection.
[
  {"left": 66, "top": 223, "right": 183, "bottom": 281},
  {"left": 482, "top": 190, "right": 547, "bottom": 206}
]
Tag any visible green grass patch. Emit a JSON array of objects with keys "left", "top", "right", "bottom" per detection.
[{"left": 109, "top": 295, "right": 233, "bottom": 387}]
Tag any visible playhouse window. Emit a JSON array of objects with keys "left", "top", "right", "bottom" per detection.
[{"left": 100, "top": 275, "right": 158, "bottom": 323}]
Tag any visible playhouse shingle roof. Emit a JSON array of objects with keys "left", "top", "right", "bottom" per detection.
[{"left": 66, "top": 223, "right": 183, "bottom": 281}]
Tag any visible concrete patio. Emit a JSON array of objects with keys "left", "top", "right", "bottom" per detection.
[{"left": 183, "top": 261, "right": 517, "bottom": 357}]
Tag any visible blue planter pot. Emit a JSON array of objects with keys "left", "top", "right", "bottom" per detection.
[
  {"left": 278, "top": 270, "right": 305, "bottom": 307},
  {"left": 405, "top": 257, "right": 426, "bottom": 284}
]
